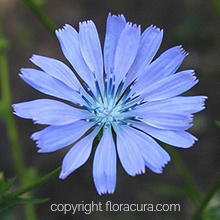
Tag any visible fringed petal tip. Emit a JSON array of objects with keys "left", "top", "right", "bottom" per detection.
[
  {"left": 154, "top": 164, "right": 168, "bottom": 174},
  {"left": 162, "top": 153, "right": 171, "bottom": 167},
  {"left": 136, "top": 168, "right": 146, "bottom": 176},
  {"left": 79, "top": 20, "right": 95, "bottom": 28},
  {"left": 184, "top": 136, "right": 198, "bottom": 149},
  {"left": 29, "top": 54, "right": 40, "bottom": 63},
  {"left": 170, "top": 45, "right": 189, "bottom": 57},
  {"left": 125, "top": 22, "right": 141, "bottom": 31},
  {"left": 55, "top": 24, "right": 72, "bottom": 34},
  {"left": 179, "top": 45, "right": 189, "bottom": 57},
  {"left": 201, "top": 96, "right": 208, "bottom": 109},
  {"left": 11, "top": 102, "right": 30, "bottom": 119},
  {"left": 97, "top": 188, "right": 115, "bottom": 196},
  {"left": 148, "top": 24, "right": 164, "bottom": 34},
  {"left": 31, "top": 133, "right": 41, "bottom": 149},
  {"left": 19, "top": 69, "right": 25, "bottom": 77},
  {"left": 126, "top": 165, "right": 146, "bottom": 177},
  {"left": 108, "top": 12, "right": 126, "bottom": 19},
  {"left": 94, "top": 175, "right": 116, "bottom": 196},
  {"left": 30, "top": 132, "right": 38, "bottom": 141},
  {"left": 150, "top": 155, "right": 171, "bottom": 174},
  {"left": 123, "top": 168, "right": 145, "bottom": 177},
  {"left": 11, "top": 104, "right": 18, "bottom": 114}
]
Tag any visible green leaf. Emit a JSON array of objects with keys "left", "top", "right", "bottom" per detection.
[{"left": 0, "top": 172, "right": 16, "bottom": 196}]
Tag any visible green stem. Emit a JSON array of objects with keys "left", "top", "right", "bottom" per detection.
[
  {"left": 0, "top": 11, "right": 25, "bottom": 192},
  {"left": 0, "top": 167, "right": 61, "bottom": 210},
  {"left": 21, "top": 0, "right": 56, "bottom": 35},
  {"left": 191, "top": 172, "right": 220, "bottom": 220},
  {"left": 165, "top": 147, "right": 202, "bottom": 205},
  {"left": 0, "top": 14, "right": 37, "bottom": 220},
  {"left": 8, "top": 167, "right": 61, "bottom": 201}
]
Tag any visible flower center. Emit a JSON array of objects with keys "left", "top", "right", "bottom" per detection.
[
  {"left": 95, "top": 105, "right": 115, "bottom": 124},
  {"left": 82, "top": 70, "right": 142, "bottom": 127}
]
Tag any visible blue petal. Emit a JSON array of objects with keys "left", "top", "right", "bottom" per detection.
[
  {"left": 93, "top": 126, "right": 116, "bottom": 195},
  {"left": 133, "top": 46, "right": 187, "bottom": 93},
  {"left": 132, "top": 121, "right": 197, "bottom": 148},
  {"left": 59, "top": 127, "right": 100, "bottom": 179},
  {"left": 136, "top": 96, "right": 207, "bottom": 114},
  {"left": 79, "top": 20, "right": 104, "bottom": 92},
  {"left": 122, "top": 126, "right": 170, "bottom": 173},
  {"left": 13, "top": 99, "right": 87, "bottom": 125},
  {"left": 140, "top": 70, "right": 198, "bottom": 101},
  {"left": 124, "top": 25, "right": 163, "bottom": 89},
  {"left": 113, "top": 124, "right": 145, "bottom": 176},
  {"left": 138, "top": 111, "right": 193, "bottom": 130},
  {"left": 113, "top": 22, "right": 141, "bottom": 89},
  {"left": 32, "top": 120, "right": 95, "bottom": 153},
  {"left": 55, "top": 24, "right": 96, "bottom": 92},
  {"left": 30, "top": 55, "right": 81, "bottom": 90},
  {"left": 104, "top": 13, "right": 126, "bottom": 76},
  {"left": 19, "top": 68, "right": 82, "bottom": 104}
]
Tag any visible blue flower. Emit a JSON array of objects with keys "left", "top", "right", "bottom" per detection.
[{"left": 13, "top": 13, "right": 206, "bottom": 195}]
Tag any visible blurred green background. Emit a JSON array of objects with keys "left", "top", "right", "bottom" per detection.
[{"left": 0, "top": 0, "right": 219, "bottom": 219}]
